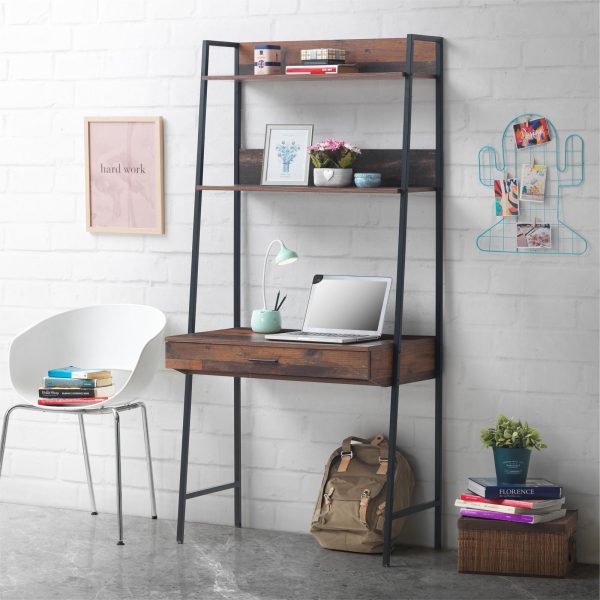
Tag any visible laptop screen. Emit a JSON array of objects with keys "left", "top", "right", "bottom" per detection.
[{"left": 303, "top": 276, "right": 391, "bottom": 334}]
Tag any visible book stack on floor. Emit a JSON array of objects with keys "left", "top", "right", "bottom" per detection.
[
  {"left": 38, "top": 366, "right": 114, "bottom": 407},
  {"left": 455, "top": 477, "right": 565, "bottom": 524}
]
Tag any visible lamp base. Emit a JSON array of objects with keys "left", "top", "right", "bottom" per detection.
[{"left": 251, "top": 309, "right": 281, "bottom": 334}]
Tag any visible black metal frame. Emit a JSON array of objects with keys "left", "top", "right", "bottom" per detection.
[{"left": 176, "top": 35, "right": 444, "bottom": 568}]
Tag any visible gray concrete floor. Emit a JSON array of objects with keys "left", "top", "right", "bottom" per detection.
[{"left": 0, "top": 503, "right": 597, "bottom": 600}]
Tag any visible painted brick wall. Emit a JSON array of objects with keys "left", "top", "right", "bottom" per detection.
[{"left": 0, "top": 0, "right": 598, "bottom": 563}]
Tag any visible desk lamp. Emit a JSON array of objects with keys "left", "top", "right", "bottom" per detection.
[{"left": 251, "top": 239, "right": 298, "bottom": 334}]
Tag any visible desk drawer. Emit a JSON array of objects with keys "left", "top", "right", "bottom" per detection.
[{"left": 166, "top": 340, "right": 370, "bottom": 383}]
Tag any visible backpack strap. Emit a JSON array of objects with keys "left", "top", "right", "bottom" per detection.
[{"left": 337, "top": 435, "right": 388, "bottom": 473}]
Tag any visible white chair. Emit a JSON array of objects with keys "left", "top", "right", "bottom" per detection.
[{"left": 0, "top": 304, "right": 166, "bottom": 545}]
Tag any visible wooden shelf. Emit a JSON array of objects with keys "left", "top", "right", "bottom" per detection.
[
  {"left": 195, "top": 184, "right": 435, "bottom": 194},
  {"left": 203, "top": 72, "right": 436, "bottom": 82},
  {"left": 166, "top": 328, "right": 436, "bottom": 387}
]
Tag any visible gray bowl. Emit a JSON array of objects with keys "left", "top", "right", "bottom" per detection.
[{"left": 354, "top": 172, "right": 382, "bottom": 188}]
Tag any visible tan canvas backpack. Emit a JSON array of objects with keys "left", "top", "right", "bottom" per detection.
[{"left": 310, "top": 434, "right": 414, "bottom": 553}]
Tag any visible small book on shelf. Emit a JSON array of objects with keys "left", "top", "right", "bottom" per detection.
[
  {"left": 467, "top": 477, "right": 563, "bottom": 500},
  {"left": 455, "top": 498, "right": 565, "bottom": 515},
  {"left": 459, "top": 507, "right": 566, "bottom": 525},
  {"left": 285, "top": 64, "right": 358, "bottom": 75},
  {"left": 459, "top": 493, "right": 564, "bottom": 510}
]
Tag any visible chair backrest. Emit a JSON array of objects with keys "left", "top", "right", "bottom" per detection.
[{"left": 9, "top": 304, "right": 166, "bottom": 409}]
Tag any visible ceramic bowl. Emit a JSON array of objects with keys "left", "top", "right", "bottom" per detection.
[{"left": 354, "top": 172, "right": 382, "bottom": 188}]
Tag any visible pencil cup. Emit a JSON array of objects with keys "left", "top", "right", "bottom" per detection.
[{"left": 251, "top": 309, "right": 281, "bottom": 334}]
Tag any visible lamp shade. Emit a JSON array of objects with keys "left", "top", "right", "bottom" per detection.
[{"left": 275, "top": 242, "right": 298, "bottom": 266}]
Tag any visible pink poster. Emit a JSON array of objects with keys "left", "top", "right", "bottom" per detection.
[{"left": 85, "top": 117, "right": 164, "bottom": 234}]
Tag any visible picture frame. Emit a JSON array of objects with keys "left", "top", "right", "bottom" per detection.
[
  {"left": 84, "top": 116, "right": 164, "bottom": 234},
  {"left": 261, "top": 124, "right": 313, "bottom": 186}
]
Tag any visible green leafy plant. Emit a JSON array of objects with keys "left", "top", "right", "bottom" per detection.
[
  {"left": 308, "top": 138, "right": 361, "bottom": 169},
  {"left": 480, "top": 415, "right": 547, "bottom": 450}
]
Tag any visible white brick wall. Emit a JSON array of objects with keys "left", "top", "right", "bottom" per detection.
[{"left": 0, "top": 0, "right": 598, "bottom": 563}]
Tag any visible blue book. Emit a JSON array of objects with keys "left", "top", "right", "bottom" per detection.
[
  {"left": 468, "top": 477, "right": 562, "bottom": 500},
  {"left": 43, "top": 376, "right": 112, "bottom": 388},
  {"left": 47, "top": 366, "right": 111, "bottom": 379}
]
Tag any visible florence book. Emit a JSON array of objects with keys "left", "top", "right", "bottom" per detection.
[
  {"left": 520, "top": 164, "right": 547, "bottom": 202},
  {"left": 494, "top": 178, "right": 519, "bottom": 216},
  {"left": 38, "top": 398, "right": 104, "bottom": 407},
  {"left": 454, "top": 498, "right": 564, "bottom": 515},
  {"left": 47, "top": 366, "right": 112, "bottom": 379},
  {"left": 459, "top": 493, "right": 565, "bottom": 510},
  {"left": 468, "top": 477, "right": 562, "bottom": 500},
  {"left": 39, "top": 386, "right": 115, "bottom": 399},
  {"left": 459, "top": 507, "right": 566, "bottom": 524},
  {"left": 43, "top": 377, "right": 113, "bottom": 388}
]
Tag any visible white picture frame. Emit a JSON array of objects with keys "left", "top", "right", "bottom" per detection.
[{"left": 261, "top": 124, "right": 313, "bottom": 186}]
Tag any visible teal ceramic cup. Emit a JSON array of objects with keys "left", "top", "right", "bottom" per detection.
[
  {"left": 354, "top": 172, "right": 382, "bottom": 188},
  {"left": 251, "top": 309, "right": 281, "bottom": 334}
]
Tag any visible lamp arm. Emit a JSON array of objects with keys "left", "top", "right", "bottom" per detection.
[{"left": 262, "top": 239, "right": 281, "bottom": 309}]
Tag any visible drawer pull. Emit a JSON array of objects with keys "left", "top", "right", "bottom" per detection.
[{"left": 248, "top": 358, "right": 279, "bottom": 364}]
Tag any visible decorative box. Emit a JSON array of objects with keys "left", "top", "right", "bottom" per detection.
[
  {"left": 301, "top": 48, "right": 345, "bottom": 62},
  {"left": 254, "top": 45, "right": 281, "bottom": 75},
  {"left": 458, "top": 510, "right": 577, "bottom": 578}
]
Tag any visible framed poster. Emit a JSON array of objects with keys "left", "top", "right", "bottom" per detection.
[
  {"left": 84, "top": 116, "right": 164, "bottom": 234},
  {"left": 261, "top": 124, "right": 313, "bottom": 186}
]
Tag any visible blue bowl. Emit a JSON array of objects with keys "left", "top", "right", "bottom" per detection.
[{"left": 354, "top": 172, "right": 382, "bottom": 188}]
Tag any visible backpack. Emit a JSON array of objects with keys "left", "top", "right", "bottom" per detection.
[{"left": 310, "top": 434, "right": 415, "bottom": 554}]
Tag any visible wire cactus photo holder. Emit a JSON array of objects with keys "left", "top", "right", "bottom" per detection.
[{"left": 476, "top": 113, "right": 587, "bottom": 255}]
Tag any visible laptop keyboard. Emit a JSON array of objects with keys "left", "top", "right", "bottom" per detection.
[{"left": 296, "top": 332, "right": 366, "bottom": 338}]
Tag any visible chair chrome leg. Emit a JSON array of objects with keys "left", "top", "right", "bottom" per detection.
[
  {"left": 78, "top": 414, "right": 98, "bottom": 515},
  {"left": 112, "top": 409, "right": 124, "bottom": 546},
  {"left": 0, "top": 405, "right": 26, "bottom": 478},
  {"left": 138, "top": 402, "right": 157, "bottom": 519}
]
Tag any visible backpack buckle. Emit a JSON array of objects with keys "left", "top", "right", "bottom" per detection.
[{"left": 341, "top": 450, "right": 353, "bottom": 458}]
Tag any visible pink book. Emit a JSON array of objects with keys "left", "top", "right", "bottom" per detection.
[
  {"left": 460, "top": 507, "right": 566, "bottom": 524},
  {"left": 459, "top": 493, "right": 564, "bottom": 510}
]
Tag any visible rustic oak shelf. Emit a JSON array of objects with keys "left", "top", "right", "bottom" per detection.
[
  {"left": 196, "top": 184, "right": 435, "bottom": 194},
  {"left": 169, "top": 35, "right": 444, "bottom": 568},
  {"left": 202, "top": 71, "right": 436, "bottom": 81}
]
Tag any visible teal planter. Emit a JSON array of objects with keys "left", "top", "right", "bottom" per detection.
[
  {"left": 251, "top": 309, "right": 281, "bottom": 334},
  {"left": 493, "top": 447, "right": 532, "bottom": 484}
]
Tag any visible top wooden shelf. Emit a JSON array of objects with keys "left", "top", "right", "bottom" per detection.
[
  {"left": 206, "top": 37, "right": 437, "bottom": 80},
  {"left": 203, "top": 72, "right": 436, "bottom": 82}
]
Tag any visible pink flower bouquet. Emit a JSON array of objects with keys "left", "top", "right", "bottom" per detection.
[{"left": 308, "top": 138, "right": 361, "bottom": 169}]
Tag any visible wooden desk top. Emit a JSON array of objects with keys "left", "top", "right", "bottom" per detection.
[{"left": 166, "top": 328, "right": 436, "bottom": 387}]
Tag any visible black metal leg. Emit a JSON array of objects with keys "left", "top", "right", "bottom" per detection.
[
  {"left": 434, "top": 37, "right": 444, "bottom": 551},
  {"left": 233, "top": 377, "right": 242, "bottom": 527},
  {"left": 176, "top": 375, "right": 193, "bottom": 543}
]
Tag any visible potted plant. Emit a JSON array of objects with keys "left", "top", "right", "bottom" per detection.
[
  {"left": 480, "top": 415, "right": 547, "bottom": 484},
  {"left": 308, "top": 138, "right": 361, "bottom": 187}
]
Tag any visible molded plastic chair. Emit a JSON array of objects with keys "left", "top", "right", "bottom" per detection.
[{"left": 0, "top": 304, "right": 166, "bottom": 545}]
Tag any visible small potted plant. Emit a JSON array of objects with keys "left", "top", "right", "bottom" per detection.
[
  {"left": 308, "top": 138, "right": 361, "bottom": 187},
  {"left": 480, "top": 415, "right": 547, "bottom": 484}
]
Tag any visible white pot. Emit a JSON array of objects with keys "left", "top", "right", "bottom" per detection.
[{"left": 313, "top": 168, "right": 353, "bottom": 187}]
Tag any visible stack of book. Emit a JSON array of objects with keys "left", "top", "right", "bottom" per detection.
[
  {"left": 38, "top": 366, "right": 114, "bottom": 407},
  {"left": 455, "top": 477, "right": 566, "bottom": 525}
]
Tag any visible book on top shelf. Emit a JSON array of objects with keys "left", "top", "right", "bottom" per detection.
[
  {"left": 47, "top": 366, "right": 112, "bottom": 379},
  {"left": 459, "top": 507, "right": 566, "bottom": 525},
  {"left": 285, "top": 64, "right": 358, "bottom": 75},
  {"left": 39, "top": 386, "right": 115, "bottom": 399},
  {"left": 455, "top": 498, "right": 565, "bottom": 515},
  {"left": 38, "top": 398, "right": 104, "bottom": 407},
  {"left": 468, "top": 477, "right": 562, "bottom": 500},
  {"left": 459, "top": 493, "right": 564, "bottom": 510},
  {"left": 43, "top": 376, "right": 112, "bottom": 388}
]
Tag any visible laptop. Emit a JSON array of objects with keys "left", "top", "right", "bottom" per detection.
[{"left": 265, "top": 275, "right": 392, "bottom": 344}]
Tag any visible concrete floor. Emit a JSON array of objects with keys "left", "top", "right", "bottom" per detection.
[{"left": 0, "top": 503, "right": 597, "bottom": 600}]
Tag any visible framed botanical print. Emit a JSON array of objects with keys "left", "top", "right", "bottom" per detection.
[
  {"left": 260, "top": 124, "right": 313, "bottom": 186},
  {"left": 84, "top": 116, "right": 164, "bottom": 234}
]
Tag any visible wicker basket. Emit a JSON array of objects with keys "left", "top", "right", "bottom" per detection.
[{"left": 458, "top": 510, "right": 577, "bottom": 578}]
